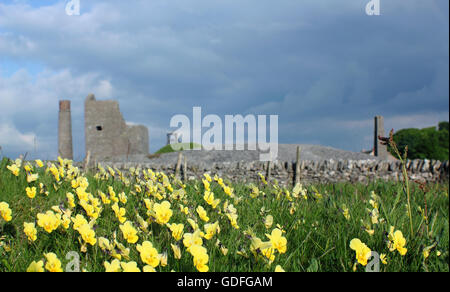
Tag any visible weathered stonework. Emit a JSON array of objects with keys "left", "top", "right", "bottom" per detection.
[{"left": 84, "top": 94, "right": 149, "bottom": 161}]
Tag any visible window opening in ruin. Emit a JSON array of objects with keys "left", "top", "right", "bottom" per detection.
[{"left": 96, "top": 126, "right": 103, "bottom": 131}]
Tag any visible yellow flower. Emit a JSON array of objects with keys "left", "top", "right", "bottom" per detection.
[
  {"left": 187, "top": 218, "right": 199, "bottom": 231},
  {"left": 223, "top": 185, "right": 234, "bottom": 198},
  {"left": 264, "top": 215, "right": 273, "bottom": 229},
  {"left": 349, "top": 238, "right": 371, "bottom": 266},
  {"left": 99, "top": 191, "right": 110, "bottom": 205},
  {"left": 37, "top": 211, "right": 61, "bottom": 233},
  {"left": 26, "top": 187, "right": 37, "bottom": 199},
  {"left": 183, "top": 230, "right": 203, "bottom": 251},
  {"left": 118, "top": 192, "right": 127, "bottom": 204},
  {"left": 27, "top": 173, "right": 39, "bottom": 183},
  {"left": 167, "top": 223, "right": 184, "bottom": 241},
  {"left": 250, "top": 185, "right": 260, "bottom": 199},
  {"left": 98, "top": 237, "right": 114, "bottom": 252},
  {"left": 71, "top": 214, "right": 88, "bottom": 231},
  {"left": 44, "top": 253, "right": 63, "bottom": 272},
  {"left": 203, "top": 221, "right": 219, "bottom": 240},
  {"left": 111, "top": 203, "right": 127, "bottom": 223},
  {"left": 388, "top": 228, "right": 407, "bottom": 256},
  {"left": 61, "top": 214, "right": 71, "bottom": 229},
  {"left": 258, "top": 173, "right": 268, "bottom": 185},
  {"left": 78, "top": 224, "right": 97, "bottom": 246},
  {"left": 120, "top": 261, "right": 141, "bottom": 272},
  {"left": 202, "top": 179, "right": 211, "bottom": 192},
  {"left": 275, "top": 265, "right": 285, "bottom": 272},
  {"left": 179, "top": 204, "right": 189, "bottom": 215},
  {"left": 0, "top": 202, "right": 12, "bottom": 222},
  {"left": 136, "top": 241, "right": 160, "bottom": 268},
  {"left": 153, "top": 201, "right": 173, "bottom": 225},
  {"left": 24, "top": 222, "right": 37, "bottom": 242},
  {"left": 66, "top": 193, "right": 76, "bottom": 209},
  {"left": 7, "top": 164, "right": 20, "bottom": 176},
  {"left": 341, "top": 204, "right": 350, "bottom": 220},
  {"left": 380, "top": 253, "right": 388, "bottom": 265},
  {"left": 203, "top": 173, "right": 212, "bottom": 182},
  {"left": 204, "top": 191, "right": 220, "bottom": 209},
  {"left": 24, "top": 164, "right": 33, "bottom": 172},
  {"left": 159, "top": 252, "right": 168, "bottom": 267},
  {"left": 143, "top": 265, "right": 156, "bottom": 272},
  {"left": 226, "top": 213, "right": 239, "bottom": 229},
  {"left": 104, "top": 259, "right": 122, "bottom": 272},
  {"left": 27, "top": 260, "right": 44, "bottom": 272},
  {"left": 189, "top": 244, "right": 209, "bottom": 272},
  {"left": 266, "top": 228, "right": 287, "bottom": 254},
  {"left": 120, "top": 221, "right": 139, "bottom": 244},
  {"left": 171, "top": 243, "right": 182, "bottom": 259},
  {"left": 215, "top": 239, "right": 228, "bottom": 256},
  {"left": 35, "top": 160, "right": 44, "bottom": 168},
  {"left": 196, "top": 206, "right": 209, "bottom": 222}
]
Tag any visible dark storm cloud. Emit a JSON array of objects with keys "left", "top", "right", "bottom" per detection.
[{"left": 0, "top": 0, "right": 448, "bottom": 158}]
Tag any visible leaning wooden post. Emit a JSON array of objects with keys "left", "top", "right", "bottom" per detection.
[
  {"left": 295, "top": 146, "right": 301, "bottom": 185},
  {"left": 175, "top": 152, "right": 183, "bottom": 179},
  {"left": 266, "top": 161, "right": 272, "bottom": 183},
  {"left": 84, "top": 150, "right": 91, "bottom": 173},
  {"left": 183, "top": 156, "right": 187, "bottom": 182}
]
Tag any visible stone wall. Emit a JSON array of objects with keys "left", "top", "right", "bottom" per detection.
[{"left": 96, "top": 158, "right": 449, "bottom": 186}]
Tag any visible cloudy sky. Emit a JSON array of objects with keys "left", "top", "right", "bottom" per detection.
[{"left": 0, "top": 0, "right": 448, "bottom": 161}]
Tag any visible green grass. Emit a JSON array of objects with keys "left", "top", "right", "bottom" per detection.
[
  {"left": 154, "top": 143, "right": 202, "bottom": 154},
  {"left": 0, "top": 157, "right": 448, "bottom": 272}
]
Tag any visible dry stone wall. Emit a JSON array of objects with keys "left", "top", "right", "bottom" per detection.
[{"left": 96, "top": 159, "right": 449, "bottom": 186}]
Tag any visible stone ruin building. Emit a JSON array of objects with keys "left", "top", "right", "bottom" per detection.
[{"left": 58, "top": 94, "right": 149, "bottom": 161}]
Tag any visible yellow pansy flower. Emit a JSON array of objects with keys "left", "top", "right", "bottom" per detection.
[
  {"left": 349, "top": 238, "right": 371, "bottom": 266},
  {"left": 120, "top": 221, "right": 139, "bottom": 244},
  {"left": 136, "top": 241, "right": 160, "bottom": 268},
  {"left": 44, "top": 253, "right": 63, "bottom": 272},
  {"left": 27, "top": 260, "right": 44, "bottom": 272},
  {"left": 153, "top": 201, "right": 173, "bottom": 225},
  {"left": 23, "top": 222, "right": 37, "bottom": 242},
  {"left": 120, "top": 261, "right": 141, "bottom": 272},
  {"left": 26, "top": 187, "right": 37, "bottom": 199},
  {"left": 0, "top": 202, "right": 12, "bottom": 222},
  {"left": 104, "top": 259, "right": 122, "bottom": 272},
  {"left": 196, "top": 206, "right": 209, "bottom": 222},
  {"left": 266, "top": 228, "right": 287, "bottom": 254}
]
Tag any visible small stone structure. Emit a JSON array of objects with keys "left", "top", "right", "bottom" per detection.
[
  {"left": 58, "top": 100, "right": 73, "bottom": 159},
  {"left": 374, "top": 115, "right": 388, "bottom": 159},
  {"left": 166, "top": 131, "right": 181, "bottom": 145},
  {"left": 84, "top": 94, "right": 149, "bottom": 161}
]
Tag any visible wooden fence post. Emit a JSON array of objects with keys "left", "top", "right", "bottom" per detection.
[
  {"left": 294, "top": 146, "right": 301, "bottom": 185},
  {"left": 183, "top": 156, "right": 187, "bottom": 182},
  {"left": 175, "top": 152, "right": 183, "bottom": 179}
]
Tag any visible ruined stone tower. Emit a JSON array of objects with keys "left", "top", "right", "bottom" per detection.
[
  {"left": 374, "top": 115, "right": 388, "bottom": 159},
  {"left": 58, "top": 100, "right": 73, "bottom": 159},
  {"left": 84, "top": 94, "right": 149, "bottom": 161}
]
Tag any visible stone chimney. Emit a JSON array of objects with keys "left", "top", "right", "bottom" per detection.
[{"left": 58, "top": 100, "right": 74, "bottom": 160}]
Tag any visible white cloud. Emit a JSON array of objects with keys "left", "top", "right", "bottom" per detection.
[{"left": 0, "top": 122, "right": 36, "bottom": 152}]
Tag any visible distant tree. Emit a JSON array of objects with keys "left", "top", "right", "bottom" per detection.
[{"left": 390, "top": 121, "right": 449, "bottom": 161}]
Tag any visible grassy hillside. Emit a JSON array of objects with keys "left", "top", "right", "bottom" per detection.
[{"left": 154, "top": 143, "right": 202, "bottom": 154}]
